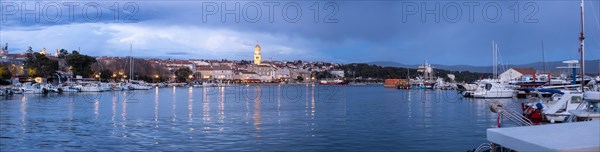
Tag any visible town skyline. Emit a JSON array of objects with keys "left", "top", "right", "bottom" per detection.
[{"left": 2, "top": 43, "right": 600, "bottom": 68}]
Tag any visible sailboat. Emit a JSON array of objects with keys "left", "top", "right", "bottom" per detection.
[
  {"left": 471, "top": 41, "right": 515, "bottom": 98},
  {"left": 125, "top": 44, "right": 152, "bottom": 90},
  {"left": 578, "top": 0, "right": 600, "bottom": 111},
  {"left": 410, "top": 61, "right": 436, "bottom": 89}
]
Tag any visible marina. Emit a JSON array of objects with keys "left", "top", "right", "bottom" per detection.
[{"left": 1, "top": 0, "right": 600, "bottom": 151}]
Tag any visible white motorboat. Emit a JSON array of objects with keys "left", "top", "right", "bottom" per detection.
[
  {"left": 109, "top": 82, "right": 127, "bottom": 91},
  {"left": 584, "top": 91, "right": 600, "bottom": 101},
  {"left": 59, "top": 82, "right": 81, "bottom": 92},
  {"left": 21, "top": 82, "right": 51, "bottom": 94},
  {"left": 10, "top": 87, "right": 23, "bottom": 94},
  {"left": 472, "top": 81, "right": 515, "bottom": 98},
  {"left": 0, "top": 88, "right": 11, "bottom": 96},
  {"left": 202, "top": 82, "right": 219, "bottom": 87},
  {"left": 7, "top": 84, "right": 24, "bottom": 94},
  {"left": 470, "top": 41, "right": 514, "bottom": 98},
  {"left": 583, "top": 82, "right": 599, "bottom": 101},
  {"left": 540, "top": 92, "right": 587, "bottom": 122},
  {"left": 127, "top": 80, "right": 152, "bottom": 90},
  {"left": 77, "top": 82, "right": 103, "bottom": 92},
  {"left": 99, "top": 83, "right": 112, "bottom": 91}
]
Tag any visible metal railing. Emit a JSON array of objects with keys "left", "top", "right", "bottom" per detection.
[
  {"left": 473, "top": 143, "right": 492, "bottom": 152},
  {"left": 489, "top": 101, "right": 533, "bottom": 127}
]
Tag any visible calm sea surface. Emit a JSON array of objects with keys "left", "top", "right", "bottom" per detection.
[{"left": 0, "top": 84, "right": 520, "bottom": 151}]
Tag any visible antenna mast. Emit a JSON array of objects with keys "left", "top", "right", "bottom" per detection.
[
  {"left": 579, "top": 0, "right": 585, "bottom": 92},
  {"left": 542, "top": 40, "right": 547, "bottom": 72},
  {"left": 130, "top": 44, "right": 133, "bottom": 81}
]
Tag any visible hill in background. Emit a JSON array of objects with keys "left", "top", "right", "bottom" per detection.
[{"left": 368, "top": 60, "right": 600, "bottom": 74}]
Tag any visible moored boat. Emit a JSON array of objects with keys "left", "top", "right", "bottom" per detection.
[
  {"left": 319, "top": 79, "right": 348, "bottom": 85},
  {"left": 21, "top": 82, "right": 51, "bottom": 94},
  {"left": 128, "top": 80, "right": 152, "bottom": 90},
  {"left": 59, "top": 82, "right": 81, "bottom": 92},
  {"left": 77, "top": 82, "right": 103, "bottom": 92},
  {"left": 472, "top": 81, "right": 515, "bottom": 98}
]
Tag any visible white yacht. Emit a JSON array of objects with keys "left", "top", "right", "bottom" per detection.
[
  {"left": 127, "top": 80, "right": 152, "bottom": 90},
  {"left": 584, "top": 90, "right": 600, "bottom": 101},
  {"left": 59, "top": 82, "right": 81, "bottom": 92},
  {"left": 21, "top": 82, "right": 51, "bottom": 94},
  {"left": 472, "top": 80, "right": 515, "bottom": 98},
  {"left": 99, "top": 83, "right": 112, "bottom": 91},
  {"left": 109, "top": 82, "right": 128, "bottom": 91},
  {"left": 76, "top": 82, "right": 103, "bottom": 92},
  {"left": 583, "top": 79, "right": 599, "bottom": 101},
  {"left": 539, "top": 92, "right": 587, "bottom": 122},
  {"left": 470, "top": 41, "right": 514, "bottom": 98}
]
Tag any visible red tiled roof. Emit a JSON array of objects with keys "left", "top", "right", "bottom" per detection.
[{"left": 512, "top": 68, "right": 536, "bottom": 75}]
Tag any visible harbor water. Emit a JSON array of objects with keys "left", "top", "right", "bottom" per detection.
[{"left": 0, "top": 84, "right": 521, "bottom": 151}]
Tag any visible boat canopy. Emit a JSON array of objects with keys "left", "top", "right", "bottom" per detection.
[{"left": 522, "top": 88, "right": 564, "bottom": 94}]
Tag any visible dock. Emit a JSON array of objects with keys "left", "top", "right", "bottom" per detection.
[{"left": 487, "top": 121, "right": 600, "bottom": 151}]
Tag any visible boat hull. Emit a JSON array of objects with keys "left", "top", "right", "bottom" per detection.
[
  {"left": 319, "top": 80, "right": 349, "bottom": 85},
  {"left": 584, "top": 91, "right": 600, "bottom": 101},
  {"left": 472, "top": 91, "right": 514, "bottom": 98}
]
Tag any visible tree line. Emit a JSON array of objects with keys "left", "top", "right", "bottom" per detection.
[
  {"left": 338, "top": 63, "right": 492, "bottom": 83},
  {"left": 23, "top": 49, "right": 97, "bottom": 78}
]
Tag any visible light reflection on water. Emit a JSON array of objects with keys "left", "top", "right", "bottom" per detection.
[{"left": 0, "top": 85, "right": 517, "bottom": 151}]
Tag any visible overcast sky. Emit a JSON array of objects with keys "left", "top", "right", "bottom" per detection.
[{"left": 1, "top": 0, "right": 599, "bottom": 66}]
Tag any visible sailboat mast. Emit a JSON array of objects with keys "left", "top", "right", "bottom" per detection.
[
  {"left": 130, "top": 44, "right": 133, "bottom": 81},
  {"left": 541, "top": 40, "right": 547, "bottom": 72},
  {"left": 495, "top": 43, "right": 499, "bottom": 79},
  {"left": 492, "top": 41, "right": 497, "bottom": 79},
  {"left": 542, "top": 40, "right": 548, "bottom": 72},
  {"left": 579, "top": 0, "right": 585, "bottom": 92},
  {"left": 407, "top": 67, "right": 410, "bottom": 79}
]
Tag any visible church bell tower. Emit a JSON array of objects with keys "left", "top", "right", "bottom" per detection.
[{"left": 254, "top": 42, "right": 261, "bottom": 65}]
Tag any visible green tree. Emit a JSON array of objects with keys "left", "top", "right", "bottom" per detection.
[
  {"left": 25, "top": 53, "right": 59, "bottom": 77},
  {"left": 239, "top": 60, "right": 250, "bottom": 65},
  {"left": 58, "top": 49, "right": 69, "bottom": 59},
  {"left": 337, "top": 63, "right": 492, "bottom": 83},
  {"left": 312, "top": 71, "right": 335, "bottom": 79},
  {"left": 0, "top": 64, "right": 12, "bottom": 80},
  {"left": 174, "top": 67, "right": 193, "bottom": 82},
  {"left": 296, "top": 76, "right": 304, "bottom": 82},
  {"left": 99, "top": 69, "right": 113, "bottom": 81},
  {"left": 66, "top": 51, "right": 97, "bottom": 77}
]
